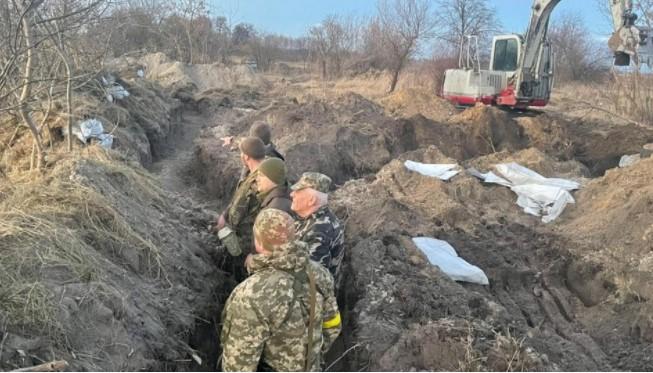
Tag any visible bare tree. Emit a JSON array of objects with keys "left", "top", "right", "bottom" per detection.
[
  {"left": 435, "top": 0, "right": 500, "bottom": 61},
  {"left": 548, "top": 13, "right": 609, "bottom": 82},
  {"left": 377, "top": 0, "right": 437, "bottom": 92}
]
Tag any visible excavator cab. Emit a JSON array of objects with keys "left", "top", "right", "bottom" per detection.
[{"left": 490, "top": 35, "right": 520, "bottom": 72}]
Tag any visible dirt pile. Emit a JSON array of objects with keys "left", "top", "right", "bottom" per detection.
[
  {"left": 378, "top": 88, "right": 455, "bottom": 122},
  {"left": 0, "top": 150, "right": 226, "bottom": 371},
  {"left": 449, "top": 104, "right": 528, "bottom": 155},
  {"left": 466, "top": 147, "right": 590, "bottom": 181},
  {"left": 194, "top": 93, "right": 534, "bottom": 196},
  {"left": 139, "top": 53, "right": 267, "bottom": 93}
]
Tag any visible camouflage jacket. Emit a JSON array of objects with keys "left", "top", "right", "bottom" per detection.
[
  {"left": 221, "top": 241, "right": 341, "bottom": 372},
  {"left": 295, "top": 206, "right": 345, "bottom": 287},
  {"left": 225, "top": 169, "right": 260, "bottom": 253}
]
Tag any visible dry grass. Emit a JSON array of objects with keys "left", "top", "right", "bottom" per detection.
[
  {"left": 550, "top": 75, "right": 653, "bottom": 128},
  {"left": 0, "top": 147, "right": 169, "bottom": 335}
]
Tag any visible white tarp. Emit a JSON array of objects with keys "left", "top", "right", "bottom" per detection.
[
  {"left": 469, "top": 162, "right": 580, "bottom": 223},
  {"left": 73, "top": 119, "right": 114, "bottom": 150},
  {"left": 404, "top": 160, "right": 460, "bottom": 181},
  {"left": 619, "top": 154, "right": 640, "bottom": 168},
  {"left": 412, "top": 237, "right": 489, "bottom": 285}
]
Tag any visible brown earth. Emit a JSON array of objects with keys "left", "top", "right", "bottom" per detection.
[{"left": 3, "top": 54, "right": 653, "bottom": 372}]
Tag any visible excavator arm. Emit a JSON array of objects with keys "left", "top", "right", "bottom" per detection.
[{"left": 510, "top": 0, "right": 653, "bottom": 103}]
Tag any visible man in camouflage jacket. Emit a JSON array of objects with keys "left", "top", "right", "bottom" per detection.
[
  {"left": 290, "top": 172, "right": 345, "bottom": 289},
  {"left": 221, "top": 209, "right": 341, "bottom": 371},
  {"left": 216, "top": 137, "right": 267, "bottom": 280}
]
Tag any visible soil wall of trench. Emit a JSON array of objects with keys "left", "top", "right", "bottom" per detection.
[{"left": 190, "top": 90, "right": 653, "bottom": 371}]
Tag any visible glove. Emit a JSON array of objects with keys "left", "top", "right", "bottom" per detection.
[{"left": 218, "top": 226, "right": 242, "bottom": 257}]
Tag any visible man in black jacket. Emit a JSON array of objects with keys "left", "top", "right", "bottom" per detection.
[{"left": 256, "top": 157, "right": 292, "bottom": 214}]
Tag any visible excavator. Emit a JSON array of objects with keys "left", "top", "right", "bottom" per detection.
[{"left": 442, "top": 0, "right": 653, "bottom": 109}]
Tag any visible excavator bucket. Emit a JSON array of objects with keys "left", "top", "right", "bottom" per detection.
[{"left": 608, "top": 26, "right": 640, "bottom": 66}]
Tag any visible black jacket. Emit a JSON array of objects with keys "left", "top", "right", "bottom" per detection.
[{"left": 259, "top": 183, "right": 292, "bottom": 215}]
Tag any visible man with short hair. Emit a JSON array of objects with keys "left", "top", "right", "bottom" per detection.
[
  {"left": 291, "top": 172, "right": 345, "bottom": 288},
  {"left": 221, "top": 121, "right": 285, "bottom": 181},
  {"left": 216, "top": 137, "right": 267, "bottom": 280},
  {"left": 221, "top": 209, "right": 342, "bottom": 372},
  {"left": 256, "top": 157, "right": 292, "bottom": 214}
]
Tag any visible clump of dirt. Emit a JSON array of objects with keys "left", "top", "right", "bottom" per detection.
[
  {"left": 377, "top": 87, "right": 455, "bottom": 122},
  {"left": 0, "top": 149, "right": 227, "bottom": 371},
  {"left": 449, "top": 104, "right": 528, "bottom": 156}
]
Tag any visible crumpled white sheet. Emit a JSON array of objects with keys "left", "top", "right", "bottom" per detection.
[
  {"left": 404, "top": 160, "right": 460, "bottom": 181},
  {"left": 469, "top": 162, "right": 580, "bottom": 223},
  {"left": 412, "top": 237, "right": 489, "bottom": 285},
  {"left": 73, "top": 119, "right": 114, "bottom": 150},
  {"left": 619, "top": 154, "right": 640, "bottom": 168}
]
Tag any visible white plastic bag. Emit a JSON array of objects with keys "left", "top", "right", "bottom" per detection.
[
  {"left": 106, "top": 84, "right": 130, "bottom": 102},
  {"left": 75, "top": 119, "right": 104, "bottom": 143},
  {"left": 412, "top": 237, "right": 489, "bottom": 285},
  {"left": 404, "top": 160, "right": 460, "bottom": 181},
  {"left": 73, "top": 119, "right": 113, "bottom": 149}
]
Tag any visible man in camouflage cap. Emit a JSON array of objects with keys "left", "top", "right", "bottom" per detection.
[
  {"left": 221, "top": 209, "right": 341, "bottom": 371},
  {"left": 291, "top": 172, "right": 346, "bottom": 289}
]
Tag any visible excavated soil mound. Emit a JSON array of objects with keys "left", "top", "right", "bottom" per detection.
[
  {"left": 330, "top": 147, "right": 613, "bottom": 370},
  {"left": 378, "top": 88, "right": 455, "bottom": 122},
  {"left": 194, "top": 93, "right": 534, "bottom": 199},
  {"left": 449, "top": 105, "right": 527, "bottom": 156},
  {"left": 140, "top": 53, "right": 267, "bottom": 93},
  {"left": 515, "top": 114, "right": 575, "bottom": 160},
  {"left": 466, "top": 147, "right": 590, "bottom": 180}
]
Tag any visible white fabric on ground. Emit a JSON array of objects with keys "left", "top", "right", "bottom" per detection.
[
  {"left": 470, "top": 162, "right": 580, "bottom": 223},
  {"left": 404, "top": 160, "right": 460, "bottom": 181},
  {"left": 412, "top": 237, "right": 489, "bottom": 285}
]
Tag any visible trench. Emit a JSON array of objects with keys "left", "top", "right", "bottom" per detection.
[{"left": 145, "top": 89, "right": 652, "bottom": 371}]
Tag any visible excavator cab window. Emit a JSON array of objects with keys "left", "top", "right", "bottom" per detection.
[{"left": 492, "top": 38, "right": 519, "bottom": 72}]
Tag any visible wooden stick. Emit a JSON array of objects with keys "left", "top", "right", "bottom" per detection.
[{"left": 11, "top": 360, "right": 68, "bottom": 372}]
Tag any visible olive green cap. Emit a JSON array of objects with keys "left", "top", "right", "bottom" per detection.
[{"left": 258, "top": 157, "right": 286, "bottom": 185}]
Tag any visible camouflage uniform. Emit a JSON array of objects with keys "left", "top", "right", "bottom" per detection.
[
  {"left": 295, "top": 206, "right": 345, "bottom": 288},
  {"left": 220, "top": 241, "right": 341, "bottom": 372},
  {"left": 291, "top": 173, "right": 346, "bottom": 288},
  {"left": 225, "top": 169, "right": 261, "bottom": 254}
]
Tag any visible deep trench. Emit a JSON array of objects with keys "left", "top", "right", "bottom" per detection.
[
  {"left": 149, "top": 96, "right": 652, "bottom": 371},
  {"left": 144, "top": 102, "right": 358, "bottom": 371}
]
